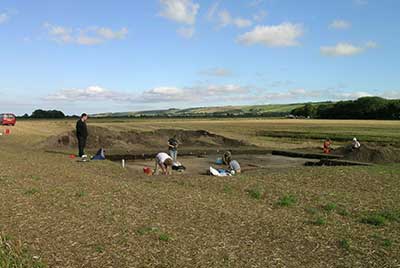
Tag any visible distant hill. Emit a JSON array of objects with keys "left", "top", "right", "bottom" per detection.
[{"left": 93, "top": 102, "right": 332, "bottom": 118}]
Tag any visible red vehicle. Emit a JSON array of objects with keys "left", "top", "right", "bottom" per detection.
[{"left": 1, "top": 113, "right": 16, "bottom": 126}]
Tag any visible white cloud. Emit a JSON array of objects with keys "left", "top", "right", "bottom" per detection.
[
  {"left": 253, "top": 10, "right": 268, "bottom": 22},
  {"left": 330, "top": 20, "right": 351, "bottom": 30},
  {"left": 321, "top": 43, "right": 364, "bottom": 56},
  {"left": 321, "top": 41, "right": 377, "bottom": 57},
  {"left": 250, "top": 0, "right": 264, "bottom": 7},
  {"left": 177, "top": 27, "right": 195, "bottom": 38},
  {"left": 44, "top": 23, "right": 128, "bottom": 45},
  {"left": 238, "top": 23, "right": 304, "bottom": 47},
  {"left": 332, "top": 91, "right": 373, "bottom": 99},
  {"left": 205, "top": 84, "right": 247, "bottom": 95},
  {"left": 44, "top": 85, "right": 399, "bottom": 109},
  {"left": 97, "top": 27, "right": 129, "bottom": 39},
  {"left": 218, "top": 10, "right": 252, "bottom": 28},
  {"left": 206, "top": 1, "right": 220, "bottom": 20},
  {"left": 199, "top": 68, "right": 233, "bottom": 77},
  {"left": 261, "top": 88, "right": 322, "bottom": 100},
  {"left": 382, "top": 91, "right": 400, "bottom": 99},
  {"left": 0, "top": 13, "right": 10, "bottom": 24},
  {"left": 365, "top": 41, "right": 378, "bottom": 48},
  {"left": 141, "top": 84, "right": 249, "bottom": 102},
  {"left": 44, "top": 86, "right": 130, "bottom": 101},
  {"left": 45, "top": 84, "right": 250, "bottom": 104},
  {"left": 142, "top": 87, "right": 189, "bottom": 102},
  {"left": 159, "top": 0, "right": 200, "bottom": 25}
]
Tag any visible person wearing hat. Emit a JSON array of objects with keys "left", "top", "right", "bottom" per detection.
[{"left": 352, "top": 137, "right": 361, "bottom": 150}]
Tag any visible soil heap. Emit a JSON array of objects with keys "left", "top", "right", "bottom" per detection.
[
  {"left": 336, "top": 144, "right": 400, "bottom": 164},
  {"left": 44, "top": 126, "right": 250, "bottom": 153}
]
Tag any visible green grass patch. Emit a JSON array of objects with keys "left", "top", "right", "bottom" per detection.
[
  {"left": 337, "top": 208, "right": 350, "bottom": 217},
  {"left": 311, "top": 217, "right": 327, "bottom": 226},
  {"left": 23, "top": 188, "right": 39, "bottom": 196},
  {"left": 371, "top": 234, "right": 393, "bottom": 248},
  {"left": 223, "top": 185, "right": 233, "bottom": 194},
  {"left": 0, "top": 233, "right": 46, "bottom": 268},
  {"left": 259, "top": 130, "right": 398, "bottom": 144},
  {"left": 378, "top": 210, "right": 400, "bottom": 222},
  {"left": 94, "top": 245, "right": 105, "bottom": 253},
  {"left": 277, "top": 195, "right": 297, "bottom": 207},
  {"left": 361, "top": 215, "right": 386, "bottom": 226},
  {"left": 382, "top": 239, "right": 393, "bottom": 248},
  {"left": 339, "top": 239, "right": 351, "bottom": 251},
  {"left": 75, "top": 190, "right": 87, "bottom": 198},
  {"left": 361, "top": 209, "right": 399, "bottom": 226},
  {"left": 136, "top": 226, "right": 159, "bottom": 236},
  {"left": 322, "top": 203, "right": 337, "bottom": 213},
  {"left": 29, "top": 175, "right": 41, "bottom": 181},
  {"left": 246, "top": 187, "right": 263, "bottom": 200},
  {"left": 158, "top": 233, "right": 172, "bottom": 242}
]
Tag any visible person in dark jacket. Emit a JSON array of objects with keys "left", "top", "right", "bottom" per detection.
[
  {"left": 168, "top": 135, "right": 179, "bottom": 162},
  {"left": 76, "top": 113, "right": 88, "bottom": 157}
]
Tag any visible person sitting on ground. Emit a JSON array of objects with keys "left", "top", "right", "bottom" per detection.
[
  {"left": 168, "top": 136, "right": 179, "bottom": 162},
  {"left": 154, "top": 152, "right": 174, "bottom": 175},
  {"left": 229, "top": 160, "right": 241, "bottom": 174},
  {"left": 323, "top": 138, "right": 332, "bottom": 154},
  {"left": 223, "top": 151, "right": 232, "bottom": 165},
  {"left": 352, "top": 137, "right": 361, "bottom": 150}
]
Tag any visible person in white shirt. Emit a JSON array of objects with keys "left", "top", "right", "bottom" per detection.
[
  {"left": 154, "top": 152, "right": 173, "bottom": 175},
  {"left": 352, "top": 137, "right": 361, "bottom": 150}
]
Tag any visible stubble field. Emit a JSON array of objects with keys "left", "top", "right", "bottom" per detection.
[{"left": 1, "top": 118, "right": 399, "bottom": 268}]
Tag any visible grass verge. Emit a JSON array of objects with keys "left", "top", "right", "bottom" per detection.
[{"left": 0, "top": 233, "right": 46, "bottom": 268}]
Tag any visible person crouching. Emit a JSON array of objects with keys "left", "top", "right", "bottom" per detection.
[
  {"left": 352, "top": 137, "right": 361, "bottom": 151},
  {"left": 154, "top": 152, "right": 174, "bottom": 175},
  {"left": 229, "top": 160, "right": 241, "bottom": 174},
  {"left": 323, "top": 138, "right": 332, "bottom": 154}
]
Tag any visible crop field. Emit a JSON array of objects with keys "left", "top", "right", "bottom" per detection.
[{"left": 1, "top": 118, "right": 400, "bottom": 268}]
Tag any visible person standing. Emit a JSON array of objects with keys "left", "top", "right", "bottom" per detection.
[
  {"left": 76, "top": 113, "right": 88, "bottom": 157},
  {"left": 168, "top": 135, "right": 179, "bottom": 162}
]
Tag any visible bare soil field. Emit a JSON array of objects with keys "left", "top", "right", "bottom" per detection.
[{"left": 1, "top": 119, "right": 399, "bottom": 268}]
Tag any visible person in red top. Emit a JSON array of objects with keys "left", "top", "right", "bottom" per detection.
[{"left": 323, "top": 138, "right": 332, "bottom": 154}]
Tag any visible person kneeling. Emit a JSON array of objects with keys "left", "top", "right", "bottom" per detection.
[
  {"left": 154, "top": 152, "right": 174, "bottom": 175},
  {"left": 229, "top": 160, "right": 241, "bottom": 174},
  {"left": 351, "top": 137, "right": 361, "bottom": 151}
]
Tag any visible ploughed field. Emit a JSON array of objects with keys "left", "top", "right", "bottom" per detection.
[{"left": 0, "top": 118, "right": 399, "bottom": 268}]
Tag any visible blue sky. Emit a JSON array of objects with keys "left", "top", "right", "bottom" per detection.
[{"left": 0, "top": 0, "right": 399, "bottom": 115}]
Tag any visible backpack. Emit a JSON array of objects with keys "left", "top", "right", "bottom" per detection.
[{"left": 92, "top": 148, "right": 106, "bottom": 160}]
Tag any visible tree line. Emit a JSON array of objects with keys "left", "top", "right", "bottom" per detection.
[
  {"left": 291, "top": 97, "right": 400, "bottom": 119},
  {"left": 20, "top": 109, "right": 68, "bottom": 119},
  {"left": 19, "top": 97, "right": 400, "bottom": 119}
]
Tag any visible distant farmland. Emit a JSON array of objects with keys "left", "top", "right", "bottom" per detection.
[{"left": 92, "top": 102, "right": 330, "bottom": 118}]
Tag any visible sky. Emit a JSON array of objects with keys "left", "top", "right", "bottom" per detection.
[{"left": 0, "top": 0, "right": 399, "bottom": 115}]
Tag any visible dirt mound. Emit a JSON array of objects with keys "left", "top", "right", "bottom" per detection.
[
  {"left": 336, "top": 144, "right": 400, "bottom": 164},
  {"left": 44, "top": 126, "right": 117, "bottom": 150},
  {"left": 44, "top": 126, "right": 250, "bottom": 152}
]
